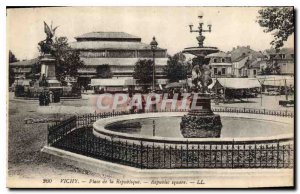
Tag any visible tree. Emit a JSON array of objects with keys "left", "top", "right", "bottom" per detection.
[
  {"left": 133, "top": 59, "right": 153, "bottom": 91},
  {"left": 9, "top": 67, "right": 15, "bottom": 86},
  {"left": 9, "top": 50, "right": 19, "bottom": 86},
  {"left": 164, "top": 52, "right": 191, "bottom": 83},
  {"left": 9, "top": 50, "right": 19, "bottom": 63},
  {"left": 50, "top": 37, "right": 84, "bottom": 85},
  {"left": 26, "top": 61, "right": 41, "bottom": 81},
  {"left": 257, "top": 7, "right": 294, "bottom": 50},
  {"left": 96, "top": 64, "right": 113, "bottom": 78},
  {"left": 261, "top": 62, "right": 281, "bottom": 75}
]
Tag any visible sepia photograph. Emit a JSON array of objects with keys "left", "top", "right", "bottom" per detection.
[{"left": 6, "top": 6, "right": 295, "bottom": 188}]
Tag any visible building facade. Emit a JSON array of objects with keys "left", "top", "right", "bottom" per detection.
[
  {"left": 230, "top": 46, "right": 266, "bottom": 78},
  {"left": 265, "top": 48, "right": 294, "bottom": 75},
  {"left": 69, "top": 32, "right": 168, "bottom": 87},
  {"left": 206, "top": 52, "right": 232, "bottom": 78}
]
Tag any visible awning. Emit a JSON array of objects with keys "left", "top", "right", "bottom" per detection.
[
  {"left": 81, "top": 57, "right": 168, "bottom": 66},
  {"left": 214, "top": 78, "right": 261, "bottom": 89},
  {"left": 257, "top": 75, "right": 294, "bottom": 87},
  {"left": 91, "top": 78, "right": 136, "bottom": 86},
  {"left": 165, "top": 82, "right": 186, "bottom": 89},
  {"left": 262, "top": 79, "right": 294, "bottom": 87},
  {"left": 14, "top": 79, "right": 31, "bottom": 86},
  {"left": 157, "top": 79, "right": 168, "bottom": 85}
]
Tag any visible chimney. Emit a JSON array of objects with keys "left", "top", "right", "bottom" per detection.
[{"left": 247, "top": 45, "right": 250, "bottom": 49}]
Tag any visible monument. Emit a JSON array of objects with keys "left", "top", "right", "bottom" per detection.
[
  {"left": 180, "top": 13, "right": 222, "bottom": 138},
  {"left": 38, "top": 22, "right": 61, "bottom": 87}
]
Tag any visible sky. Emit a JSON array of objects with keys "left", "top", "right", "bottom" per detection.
[{"left": 7, "top": 6, "right": 294, "bottom": 60}]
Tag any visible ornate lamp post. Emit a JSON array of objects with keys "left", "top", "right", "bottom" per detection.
[
  {"left": 150, "top": 36, "right": 158, "bottom": 92},
  {"left": 188, "top": 12, "right": 212, "bottom": 48}
]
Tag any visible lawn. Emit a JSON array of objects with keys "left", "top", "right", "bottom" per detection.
[{"left": 7, "top": 95, "right": 113, "bottom": 182}]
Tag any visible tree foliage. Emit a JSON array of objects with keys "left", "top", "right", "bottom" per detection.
[
  {"left": 164, "top": 52, "right": 191, "bottom": 83},
  {"left": 9, "top": 50, "right": 19, "bottom": 63},
  {"left": 26, "top": 61, "right": 41, "bottom": 81},
  {"left": 257, "top": 7, "right": 294, "bottom": 50},
  {"left": 261, "top": 62, "right": 281, "bottom": 75},
  {"left": 9, "top": 50, "right": 19, "bottom": 86},
  {"left": 133, "top": 59, "right": 153, "bottom": 91},
  {"left": 50, "top": 37, "right": 84, "bottom": 84}
]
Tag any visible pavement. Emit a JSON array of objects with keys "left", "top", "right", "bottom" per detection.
[{"left": 7, "top": 91, "right": 295, "bottom": 188}]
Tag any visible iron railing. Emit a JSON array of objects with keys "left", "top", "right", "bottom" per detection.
[
  {"left": 47, "top": 107, "right": 294, "bottom": 169},
  {"left": 52, "top": 126, "right": 293, "bottom": 169}
]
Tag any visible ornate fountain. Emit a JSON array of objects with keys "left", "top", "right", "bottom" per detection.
[{"left": 180, "top": 13, "right": 222, "bottom": 138}]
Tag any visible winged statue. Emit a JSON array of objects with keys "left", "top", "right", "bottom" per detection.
[
  {"left": 44, "top": 21, "right": 59, "bottom": 44},
  {"left": 38, "top": 21, "right": 59, "bottom": 55}
]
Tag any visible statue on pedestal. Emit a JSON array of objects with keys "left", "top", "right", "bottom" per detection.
[
  {"left": 38, "top": 22, "right": 61, "bottom": 87},
  {"left": 38, "top": 22, "right": 58, "bottom": 55}
]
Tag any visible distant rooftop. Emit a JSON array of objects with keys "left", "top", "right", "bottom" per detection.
[
  {"left": 69, "top": 41, "right": 166, "bottom": 51},
  {"left": 9, "top": 58, "right": 39, "bottom": 66},
  {"left": 206, "top": 51, "right": 230, "bottom": 58},
  {"left": 75, "top": 32, "right": 142, "bottom": 42},
  {"left": 265, "top": 47, "right": 294, "bottom": 55}
]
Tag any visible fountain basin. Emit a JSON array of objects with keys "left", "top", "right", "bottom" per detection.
[{"left": 93, "top": 112, "right": 293, "bottom": 144}]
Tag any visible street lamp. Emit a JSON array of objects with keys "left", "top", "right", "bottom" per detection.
[
  {"left": 189, "top": 12, "right": 212, "bottom": 47},
  {"left": 150, "top": 36, "right": 158, "bottom": 92}
]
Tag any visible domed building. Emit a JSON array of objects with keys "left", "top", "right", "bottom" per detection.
[{"left": 69, "top": 32, "right": 168, "bottom": 88}]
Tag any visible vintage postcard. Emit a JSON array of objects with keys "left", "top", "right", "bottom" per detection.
[{"left": 7, "top": 6, "right": 294, "bottom": 188}]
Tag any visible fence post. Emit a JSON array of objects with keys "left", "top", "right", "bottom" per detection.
[
  {"left": 111, "top": 137, "right": 114, "bottom": 159},
  {"left": 186, "top": 140, "right": 189, "bottom": 167},
  {"left": 47, "top": 124, "right": 50, "bottom": 146},
  {"left": 277, "top": 140, "right": 280, "bottom": 168},
  {"left": 287, "top": 144, "right": 291, "bottom": 168},
  {"left": 232, "top": 140, "right": 234, "bottom": 168},
  {"left": 169, "top": 146, "right": 172, "bottom": 168},
  {"left": 163, "top": 143, "right": 166, "bottom": 168},
  {"left": 140, "top": 141, "right": 143, "bottom": 169},
  {"left": 203, "top": 144, "right": 206, "bottom": 168},
  {"left": 146, "top": 144, "right": 149, "bottom": 168},
  {"left": 152, "top": 143, "right": 155, "bottom": 168}
]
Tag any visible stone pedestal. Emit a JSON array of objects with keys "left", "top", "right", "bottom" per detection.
[
  {"left": 180, "top": 93, "right": 222, "bottom": 138},
  {"left": 40, "top": 54, "right": 61, "bottom": 87}
]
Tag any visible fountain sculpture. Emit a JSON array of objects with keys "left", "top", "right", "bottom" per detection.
[{"left": 180, "top": 13, "right": 222, "bottom": 138}]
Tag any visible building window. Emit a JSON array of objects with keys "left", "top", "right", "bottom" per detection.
[
  {"left": 221, "top": 58, "right": 225, "bottom": 63},
  {"left": 253, "top": 69, "right": 256, "bottom": 75},
  {"left": 221, "top": 68, "right": 226, "bottom": 75},
  {"left": 214, "top": 68, "right": 218, "bottom": 75},
  {"left": 280, "top": 54, "right": 286, "bottom": 59},
  {"left": 213, "top": 58, "right": 217, "bottom": 63}
]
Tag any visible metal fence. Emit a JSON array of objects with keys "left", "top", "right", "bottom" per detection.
[
  {"left": 52, "top": 126, "right": 293, "bottom": 169},
  {"left": 74, "top": 107, "right": 293, "bottom": 128},
  {"left": 47, "top": 107, "right": 294, "bottom": 169},
  {"left": 212, "top": 106, "right": 294, "bottom": 117},
  {"left": 47, "top": 116, "right": 77, "bottom": 145}
]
